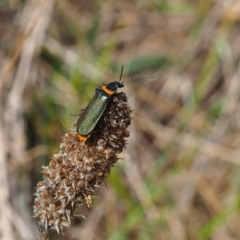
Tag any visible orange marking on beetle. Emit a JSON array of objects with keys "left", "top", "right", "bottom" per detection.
[
  {"left": 77, "top": 133, "right": 89, "bottom": 142},
  {"left": 102, "top": 85, "right": 114, "bottom": 95}
]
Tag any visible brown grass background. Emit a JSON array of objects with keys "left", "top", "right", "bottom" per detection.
[{"left": 1, "top": 0, "right": 240, "bottom": 239}]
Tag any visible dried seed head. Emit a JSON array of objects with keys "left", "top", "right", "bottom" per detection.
[{"left": 34, "top": 92, "right": 132, "bottom": 234}]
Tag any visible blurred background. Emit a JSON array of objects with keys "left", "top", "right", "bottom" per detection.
[{"left": 1, "top": 0, "right": 240, "bottom": 239}]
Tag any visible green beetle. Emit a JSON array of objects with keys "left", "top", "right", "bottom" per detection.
[
  {"left": 75, "top": 66, "right": 151, "bottom": 141},
  {"left": 76, "top": 80, "right": 124, "bottom": 141}
]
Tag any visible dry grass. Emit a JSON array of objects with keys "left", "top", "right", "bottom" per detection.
[{"left": 1, "top": 0, "right": 240, "bottom": 239}]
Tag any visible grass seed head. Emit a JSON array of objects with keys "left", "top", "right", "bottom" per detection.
[{"left": 34, "top": 92, "right": 132, "bottom": 233}]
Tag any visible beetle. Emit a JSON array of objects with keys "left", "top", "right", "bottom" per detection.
[{"left": 76, "top": 67, "right": 125, "bottom": 141}]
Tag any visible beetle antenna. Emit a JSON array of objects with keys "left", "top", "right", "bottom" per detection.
[
  {"left": 118, "top": 65, "right": 153, "bottom": 83},
  {"left": 119, "top": 65, "right": 124, "bottom": 82},
  {"left": 127, "top": 75, "right": 153, "bottom": 81}
]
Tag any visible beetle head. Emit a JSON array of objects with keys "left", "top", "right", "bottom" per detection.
[{"left": 105, "top": 81, "right": 124, "bottom": 92}]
